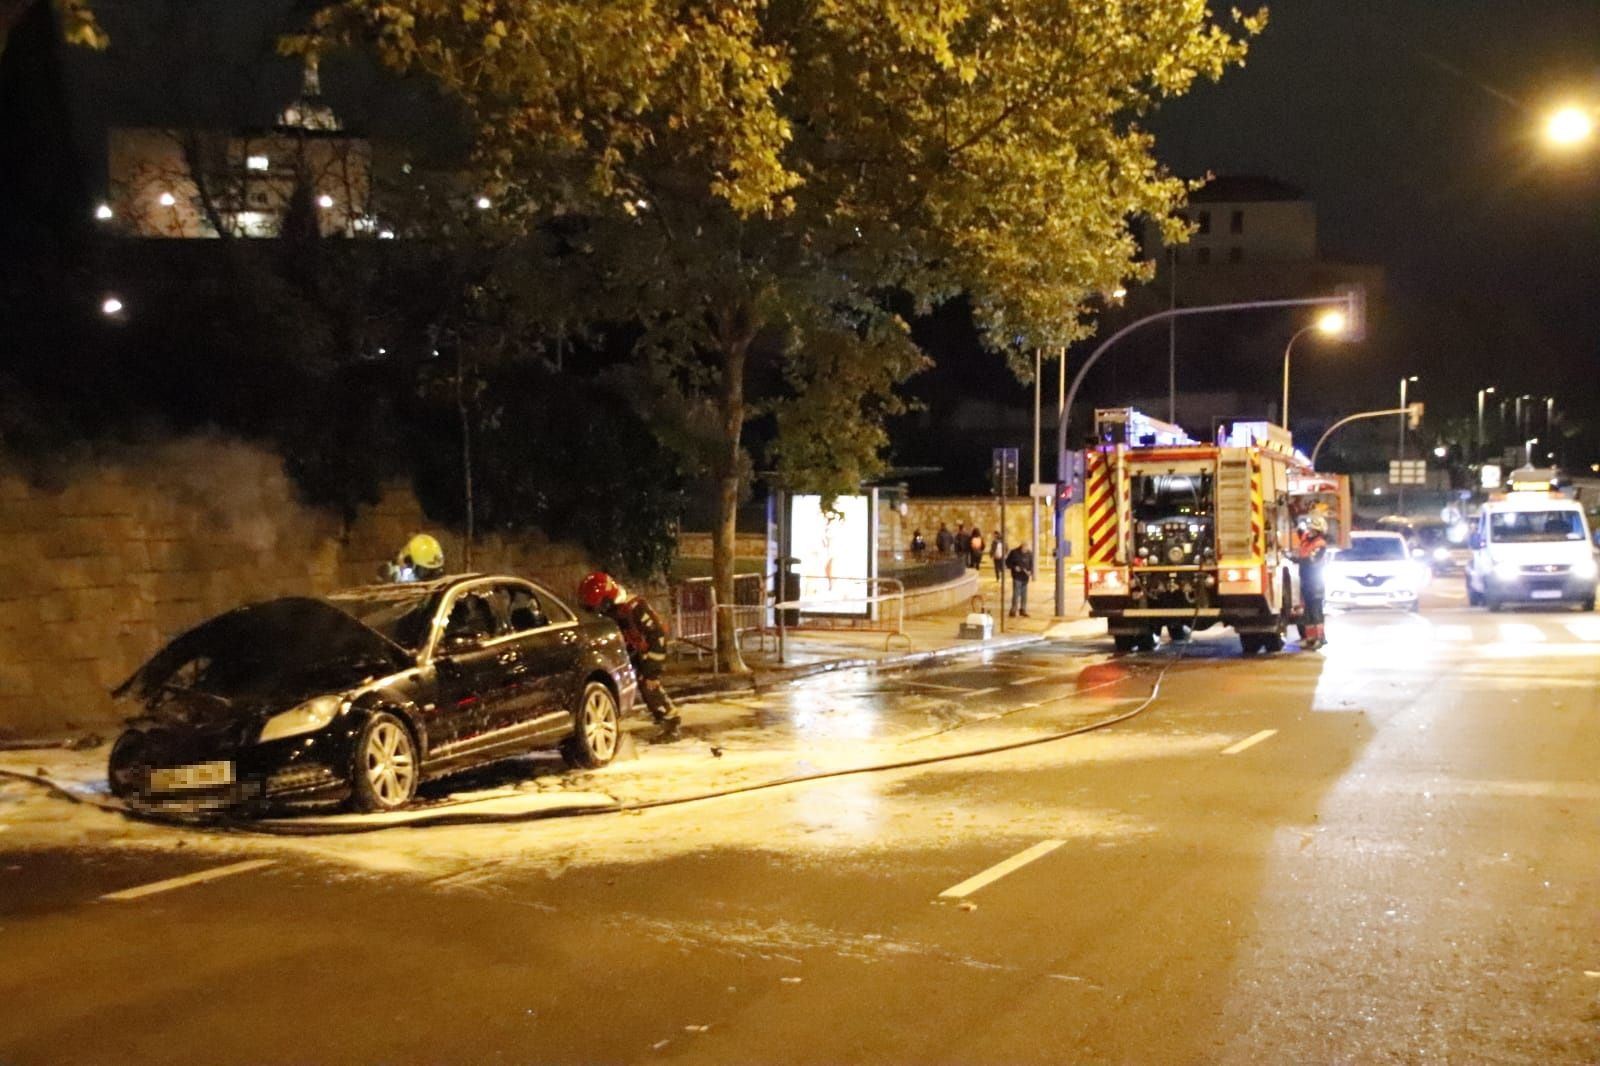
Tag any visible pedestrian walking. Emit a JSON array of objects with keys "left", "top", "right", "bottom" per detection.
[
  {"left": 910, "top": 529, "right": 927, "bottom": 556},
  {"left": 990, "top": 531, "right": 1006, "bottom": 581},
  {"left": 1006, "top": 543, "right": 1033, "bottom": 616},
  {"left": 953, "top": 522, "right": 968, "bottom": 560},
  {"left": 1297, "top": 515, "right": 1330, "bottom": 649}
]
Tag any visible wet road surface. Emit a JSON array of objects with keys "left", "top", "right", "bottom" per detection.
[{"left": 2, "top": 593, "right": 1598, "bottom": 1063}]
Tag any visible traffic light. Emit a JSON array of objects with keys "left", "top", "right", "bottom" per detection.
[
  {"left": 1408, "top": 401, "right": 1424, "bottom": 430},
  {"left": 991, "top": 447, "right": 1019, "bottom": 497},
  {"left": 1336, "top": 284, "right": 1367, "bottom": 342}
]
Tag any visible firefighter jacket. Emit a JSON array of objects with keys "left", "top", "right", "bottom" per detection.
[{"left": 609, "top": 597, "right": 670, "bottom": 679}]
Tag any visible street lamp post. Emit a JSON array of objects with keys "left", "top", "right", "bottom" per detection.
[
  {"left": 1476, "top": 386, "right": 1495, "bottom": 461},
  {"left": 1398, "top": 374, "right": 1418, "bottom": 514},
  {"left": 1281, "top": 310, "right": 1348, "bottom": 432}
]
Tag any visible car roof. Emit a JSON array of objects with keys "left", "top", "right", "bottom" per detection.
[
  {"left": 1484, "top": 494, "right": 1584, "bottom": 513},
  {"left": 1350, "top": 530, "right": 1405, "bottom": 540}
]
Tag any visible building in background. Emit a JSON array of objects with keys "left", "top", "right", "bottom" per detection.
[{"left": 105, "top": 57, "right": 373, "bottom": 239}]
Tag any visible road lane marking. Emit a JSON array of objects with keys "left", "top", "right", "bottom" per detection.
[
  {"left": 1220, "top": 729, "right": 1278, "bottom": 756},
  {"left": 938, "top": 840, "right": 1064, "bottom": 899},
  {"left": 102, "top": 859, "right": 276, "bottom": 902},
  {"left": 1565, "top": 619, "right": 1600, "bottom": 642},
  {"left": 900, "top": 680, "right": 984, "bottom": 692},
  {"left": 1498, "top": 622, "right": 1546, "bottom": 644},
  {"left": 965, "top": 687, "right": 1002, "bottom": 697},
  {"left": 1007, "top": 675, "right": 1047, "bottom": 686},
  {"left": 1434, "top": 624, "right": 1474, "bottom": 642}
]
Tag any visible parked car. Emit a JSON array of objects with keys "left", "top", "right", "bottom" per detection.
[
  {"left": 1325, "top": 531, "right": 1430, "bottom": 612},
  {"left": 108, "top": 575, "right": 638, "bottom": 813}
]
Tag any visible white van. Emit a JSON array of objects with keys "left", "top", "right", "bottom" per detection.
[{"left": 1466, "top": 485, "right": 1597, "bottom": 611}]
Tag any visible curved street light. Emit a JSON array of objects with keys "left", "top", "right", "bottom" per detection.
[{"left": 1281, "top": 309, "right": 1348, "bottom": 431}]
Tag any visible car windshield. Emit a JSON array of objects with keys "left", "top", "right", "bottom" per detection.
[
  {"left": 327, "top": 588, "right": 441, "bottom": 653},
  {"left": 1339, "top": 538, "right": 1407, "bottom": 562},
  {"left": 1490, "top": 510, "right": 1585, "bottom": 543},
  {"left": 1132, "top": 472, "right": 1213, "bottom": 521}
]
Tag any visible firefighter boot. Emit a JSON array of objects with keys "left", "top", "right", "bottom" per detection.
[{"left": 642, "top": 681, "right": 683, "bottom": 742}]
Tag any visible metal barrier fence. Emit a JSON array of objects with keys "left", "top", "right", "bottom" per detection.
[
  {"left": 773, "top": 576, "right": 909, "bottom": 656},
  {"left": 670, "top": 574, "right": 769, "bottom": 666}
]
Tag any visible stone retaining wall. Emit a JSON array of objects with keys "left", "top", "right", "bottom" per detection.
[
  {"left": 0, "top": 436, "right": 593, "bottom": 737},
  {"left": 901, "top": 496, "right": 1086, "bottom": 563}
]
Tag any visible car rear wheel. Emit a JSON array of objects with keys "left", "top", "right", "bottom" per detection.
[
  {"left": 562, "top": 681, "right": 620, "bottom": 769},
  {"left": 1465, "top": 578, "right": 1483, "bottom": 607},
  {"left": 351, "top": 712, "right": 418, "bottom": 812}
]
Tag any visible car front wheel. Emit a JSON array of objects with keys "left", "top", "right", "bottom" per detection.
[
  {"left": 562, "top": 681, "right": 621, "bottom": 769},
  {"left": 351, "top": 712, "right": 419, "bottom": 812}
]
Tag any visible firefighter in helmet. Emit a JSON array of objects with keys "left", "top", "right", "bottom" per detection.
[
  {"left": 577, "top": 571, "right": 682, "bottom": 740},
  {"left": 1297, "top": 514, "right": 1330, "bottom": 650},
  {"left": 382, "top": 533, "right": 446, "bottom": 584}
]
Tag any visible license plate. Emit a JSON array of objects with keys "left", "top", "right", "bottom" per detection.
[
  {"left": 1530, "top": 589, "right": 1562, "bottom": 600},
  {"left": 149, "top": 761, "right": 234, "bottom": 792}
]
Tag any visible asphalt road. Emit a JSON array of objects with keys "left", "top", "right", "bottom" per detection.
[{"left": 3, "top": 588, "right": 1599, "bottom": 1064}]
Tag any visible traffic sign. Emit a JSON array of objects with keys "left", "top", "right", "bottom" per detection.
[{"left": 1388, "top": 459, "right": 1426, "bottom": 485}]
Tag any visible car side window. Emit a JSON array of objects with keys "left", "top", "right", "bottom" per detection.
[
  {"left": 495, "top": 583, "right": 550, "bottom": 633},
  {"left": 531, "top": 584, "right": 575, "bottom": 625},
  {"left": 442, "top": 593, "right": 499, "bottom": 649}
]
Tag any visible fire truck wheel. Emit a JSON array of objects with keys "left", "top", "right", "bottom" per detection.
[
  {"left": 1239, "top": 634, "right": 1261, "bottom": 655},
  {"left": 1137, "top": 629, "right": 1160, "bottom": 652},
  {"left": 1260, "top": 633, "right": 1285, "bottom": 653},
  {"left": 1113, "top": 634, "right": 1138, "bottom": 653},
  {"left": 1165, "top": 623, "right": 1192, "bottom": 642}
]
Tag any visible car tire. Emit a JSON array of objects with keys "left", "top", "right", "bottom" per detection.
[
  {"left": 1465, "top": 579, "right": 1482, "bottom": 607},
  {"left": 1582, "top": 596, "right": 1595, "bottom": 612},
  {"left": 1260, "top": 633, "right": 1285, "bottom": 653},
  {"left": 1487, "top": 594, "right": 1504, "bottom": 613},
  {"left": 562, "top": 681, "right": 621, "bottom": 769},
  {"left": 350, "top": 712, "right": 419, "bottom": 812}
]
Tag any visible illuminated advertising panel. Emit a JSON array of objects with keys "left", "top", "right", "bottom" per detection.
[{"left": 789, "top": 494, "right": 870, "bottom": 615}]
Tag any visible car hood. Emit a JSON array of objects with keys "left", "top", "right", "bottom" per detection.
[
  {"left": 1329, "top": 558, "right": 1412, "bottom": 575},
  {"left": 114, "top": 597, "right": 413, "bottom": 723},
  {"left": 1487, "top": 542, "right": 1594, "bottom": 566}
]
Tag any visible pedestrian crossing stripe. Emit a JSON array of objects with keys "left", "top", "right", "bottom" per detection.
[{"left": 1323, "top": 619, "right": 1600, "bottom": 647}]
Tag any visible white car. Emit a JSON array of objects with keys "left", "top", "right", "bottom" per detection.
[{"left": 1325, "top": 531, "right": 1429, "bottom": 612}]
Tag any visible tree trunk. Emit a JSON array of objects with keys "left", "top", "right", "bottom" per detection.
[{"left": 712, "top": 315, "right": 752, "bottom": 675}]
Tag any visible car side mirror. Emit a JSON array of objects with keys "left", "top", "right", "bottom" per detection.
[{"left": 1469, "top": 532, "right": 1484, "bottom": 550}]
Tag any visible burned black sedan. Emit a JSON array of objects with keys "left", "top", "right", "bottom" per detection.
[{"left": 108, "top": 575, "right": 638, "bottom": 813}]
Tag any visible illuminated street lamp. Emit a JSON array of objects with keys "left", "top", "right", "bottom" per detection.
[
  {"left": 1281, "top": 309, "right": 1347, "bottom": 431},
  {"left": 1544, "top": 105, "right": 1596, "bottom": 149},
  {"left": 100, "top": 295, "right": 124, "bottom": 316}
]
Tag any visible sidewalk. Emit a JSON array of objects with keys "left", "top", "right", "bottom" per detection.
[{"left": 666, "top": 559, "right": 1103, "bottom": 701}]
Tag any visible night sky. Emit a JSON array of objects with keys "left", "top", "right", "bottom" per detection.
[{"left": 42, "top": 1, "right": 1600, "bottom": 481}]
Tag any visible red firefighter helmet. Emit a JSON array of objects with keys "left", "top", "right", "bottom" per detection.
[{"left": 577, "top": 571, "right": 622, "bottom": 610}]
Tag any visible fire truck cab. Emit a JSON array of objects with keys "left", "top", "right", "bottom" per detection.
[{"left": 1083, "top": 410, "right": 1327, "bottom": 655}]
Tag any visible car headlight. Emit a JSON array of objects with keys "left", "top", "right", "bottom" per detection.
[
  {"left": 1432, "top": 547, "right": 1449, "bottom": 562},
  {"left": 259, "top": 695, "right": 346, "bottom": 742},
  {"left": 1493, "top": 561, "right": 1520, "bottom": 582},
  {"left": 1574, "top": 556, "right": 1598, "bottom": 579}
]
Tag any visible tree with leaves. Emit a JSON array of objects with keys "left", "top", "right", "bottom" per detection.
[{"left": 297, "top": 0, "right": 1265, "bottom": 671}]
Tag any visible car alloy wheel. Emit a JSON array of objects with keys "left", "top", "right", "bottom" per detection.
[
  {"left": 562, "top": 681, "right": 620, "bottom": 769},
  {"left": 353, "top": 713, "right": 418, "bottom": 811}
]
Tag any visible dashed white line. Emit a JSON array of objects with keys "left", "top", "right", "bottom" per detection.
[
  {"left": 1007, "top": 675, "right": 1048, "bottom": 686},
  {"left": 965, "top": 687, "right": 1002, "bottom": 697},
  {"left": 102, "top": 859, "right": 276, "bottom": 902},
  {"left": 938, "top": 839, "right": 1064, "bottom": 899},
  {"left": 1220, "top": 729, "right": 1278, "bottom": 756}
]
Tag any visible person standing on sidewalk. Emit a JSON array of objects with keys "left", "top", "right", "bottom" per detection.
[
  {"left": 1006, "top": 543, "right": 1033, "bottom": 616},
  {"left": 953, "top": 522, "right": 968, "bottom": 560},
  {"left": 968, "top": 526, "right": 985, "bottom": 570},
  {"left": 1296, "top": 515, "right": 1330, "bottom": 649},
  {"left": 935, "top": 523, "right": 952, "bottom": 555},
  {"left": 991, "top": 530, "right": 1006, "bottom": 581}
]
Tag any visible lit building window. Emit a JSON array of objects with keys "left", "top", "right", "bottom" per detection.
[
  {"left": 94, "top": 203, "right": 113, "bottom": 220},
  {"left": 246, "top": 155, "right": 270, "bottom": 171},
  {"left": 317, "top": 194, "right": 335, "bottom": 209},
  {"left": 475, "top": 195, "right": 492, "bottom": 210},
  {"left": 378, "top": 229, "right": 396, "bottom": 240},
  {"left": 158, "top": 192, "right": 176, "bottom": 207}
]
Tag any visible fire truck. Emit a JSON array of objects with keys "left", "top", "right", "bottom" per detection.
[{"left": 1081, "top": 409, "right": 1348, "bottom": 655}]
